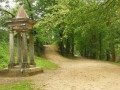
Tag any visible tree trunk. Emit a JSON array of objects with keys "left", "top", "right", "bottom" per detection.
[
  {"left": 106, "top": 50, "right": 110, "bottom": 61},
  {"left": 36, "top": 38, "right": 41, "bottom": 56},
  {"left": 59, "top": 31, "right": 64, "bottom": 54},
  {"left": 99, "top": 33, "right": 102, "bottom": 60},
  {"left": 66, "top": 38, "right": 70, "bottom": 55},
  {"left": 59, "top": 41, "right": 64, "bottom": 54},
  {"left": 111, "top": 43, "right": 116, "bottom": 62},
  {"left": 71, "top": 33, "right": 74, "bottom": 56},
  {"left": 91, "top": 35, "right": 97, "bottom": 59}
]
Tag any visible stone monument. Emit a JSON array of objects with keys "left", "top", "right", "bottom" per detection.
[{"left": 0, "top": 4, "right": 43, "bottom": 77}]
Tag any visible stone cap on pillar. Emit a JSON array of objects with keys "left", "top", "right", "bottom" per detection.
[
  {"left": 6, "top": 4, "right": 36, "bottom": 31},
  {"left": 15, "top": 4, "right": 29, "bottom": 19}
]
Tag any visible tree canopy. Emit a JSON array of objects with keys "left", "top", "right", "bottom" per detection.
[{"left": 0, "top": 0, "right": 120, "bottom": 62}]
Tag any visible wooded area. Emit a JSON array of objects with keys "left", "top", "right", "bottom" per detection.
[
  {"left": 1, "top": 0, "right": 120, "bottom": 90},
  {"left": 0, "top": 0, "right": 120, "bottom": 64}
]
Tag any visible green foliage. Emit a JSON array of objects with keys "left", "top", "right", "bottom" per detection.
[
  {"left": 35, "top": 0, "right": 120, "bottom": 61},
  {"left": 1, "top": 0, "right": 120, "bottom": 62},
  {"left": 0, "top": 31, "right": 9, "bottom": 68},
  {"left": 0, "top": 80, "right": 33, "bottom": 90}
]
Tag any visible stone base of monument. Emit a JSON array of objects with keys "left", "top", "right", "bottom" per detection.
[{"left": 0, "top": 66, "right": 43, "bottom": 77}]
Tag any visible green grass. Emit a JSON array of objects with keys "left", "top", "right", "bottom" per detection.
[
  {"left": 94, "top": 59, "right": 120, "bottom": 66},
  {"left": 35, "top": 56, "right": 59, "bottom": 69},
  {"left": 108, "top": 61, "right": 120, "bottom": 66},
  {"left": 0, "top": 80, "right": 33, "bottom": 90}
]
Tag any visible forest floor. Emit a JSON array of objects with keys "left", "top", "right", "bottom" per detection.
[{"left": 1, "top": 45, "right": 120, "bottom": 90}]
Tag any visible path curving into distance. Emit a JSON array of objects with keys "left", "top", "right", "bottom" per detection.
[
  {"left": 31, "top": 45, "right": 120, "bottom": 90},
  {"left": 0, "top": 45, "right": 120, "bottom": 90}
]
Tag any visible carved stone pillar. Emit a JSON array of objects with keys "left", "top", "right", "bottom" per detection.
[
  {"left": 8, "top": 30, "right": 15, "bottom": 68},
  {"left": 30, "top": 30, "right": 35, "bottom": 65},
  {"left": 22, "top": 30, "right": 29, "bottom": 68},
  {"left": 17, "top": 32, "right": 22, "bottom": 65}
]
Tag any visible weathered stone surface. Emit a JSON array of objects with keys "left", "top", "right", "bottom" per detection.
[
  {"left": 4, "top": 4, "right": 39, "bottom": 77},
  {"left": 0, "top": 67, "right": 43, "bottom": 77},
  {"left": 16, "top": 5, "right": 29, "bottom": 19}
]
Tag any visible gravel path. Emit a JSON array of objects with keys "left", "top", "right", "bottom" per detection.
[
  {"left": 1, "top": 45, "right": 120, "bottom": 90},
  {"left": 31, "top": 45, "right": 120, "bottom": 90}
]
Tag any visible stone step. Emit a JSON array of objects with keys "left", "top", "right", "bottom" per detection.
[{"left": 0, "top": 67, "right": 43, "bottom": 77}]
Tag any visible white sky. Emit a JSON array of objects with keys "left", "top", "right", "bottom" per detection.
[{"left": 0, "top": 0, "right": 16, "bottom": 9}]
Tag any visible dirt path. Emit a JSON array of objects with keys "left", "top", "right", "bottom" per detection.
[
  {"left": 31, "top": 45, "right": 120, "bottom": 90},
  {"left": 1, "top": 45, "right": 120, "bottom": 90}
]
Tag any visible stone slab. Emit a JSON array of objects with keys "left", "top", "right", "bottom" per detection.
[{"left": 0, "top": 67, "right": 43, "bottom": 77}]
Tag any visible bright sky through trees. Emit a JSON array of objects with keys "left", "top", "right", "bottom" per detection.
[{"left": 0, "top": 0, "right": 15, "bottom": 9}]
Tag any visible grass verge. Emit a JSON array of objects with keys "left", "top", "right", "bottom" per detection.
[
  {"left": 0, "top": 80, "right": 33, "bottom": 90},
  {"left": 35, "top": 56, "right": 59, "bottom": 69},
  {"left": 108, "top": 61, "right": 120, "bottom": 66}
]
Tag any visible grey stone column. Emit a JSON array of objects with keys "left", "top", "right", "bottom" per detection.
[
  {"left": 22, "top": 30, "right": 29, "bottom": 68},
  {"left": 8, "top": 30, "right": 15, "bottom": 68},
  {"left": 17, "top": 32, "right": 22, "bottom": 65},
  {"left": 30, "top": 30, "right": 35, "bottom": 66}
]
